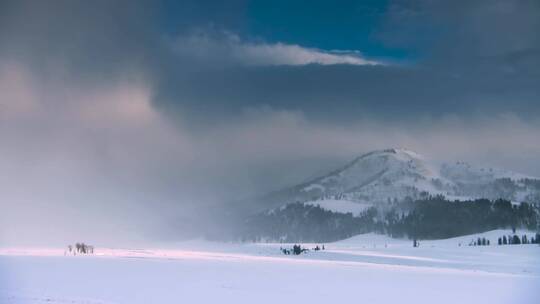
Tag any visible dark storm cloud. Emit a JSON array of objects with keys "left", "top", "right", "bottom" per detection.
[
  {"left": 148, "top": 0, "right": 540, "bottom": 125},
  {"left": 154, "top": 62, "right": 539, "bottom": 125},
  {"left": 378, "top": 0, "right": 540, "bottom": 58},
  {"left": 1, "top": 0, "right": 537, "bottom": 124},
  {"left": 0, "top": 0, "right": 257, "bottom": 88},
  {"left": 0, "top": 0, "right": 160, "bottom": 83}
]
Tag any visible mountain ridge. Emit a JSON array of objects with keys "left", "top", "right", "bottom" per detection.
[{"left": 255, "top": 148, "right": 540, "bottom": 214}]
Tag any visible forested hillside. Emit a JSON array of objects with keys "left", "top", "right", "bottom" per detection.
[{"left": 241, "top": 196, "right": 539, "bottom": 242}]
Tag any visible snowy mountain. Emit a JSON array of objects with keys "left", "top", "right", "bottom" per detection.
[{"left": 257, "top": 148, "right": 540, "bottom": 214}]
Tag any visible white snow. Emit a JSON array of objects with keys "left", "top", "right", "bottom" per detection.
[
  {"left": 1, "top": 229, "right": 539, "bottom": 304},
  {"left": 295, "top": 148, "right": 540, "bottom": 205},
  {"left": 302, "top": 183, "right": 325, "bottom": 192},
  {"left": 304, "top": 199, "right": 373, "bottom": 215}
]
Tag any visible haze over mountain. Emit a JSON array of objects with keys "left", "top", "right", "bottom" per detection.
[
  {"left": 249, "top": 148, "right": 540, "bottom": 215},
  {"left": 230, "top": 148, "right": 540, "bottom": 243},
  {"left": 1, "top": 0, "right": 540, "bottom": 246}
]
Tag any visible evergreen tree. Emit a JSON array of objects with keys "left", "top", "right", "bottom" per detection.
[{"left": 242, "top": 197, "right": 539, "bottom": 243}]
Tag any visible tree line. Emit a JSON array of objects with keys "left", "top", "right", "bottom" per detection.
[
  {"left": 385, "top": 196, "right": 538, "bottom": 240},
  {"left": 242, "top": 203, "right": 379, "bottom": 243},
  {"left": 241, "top": 196, "right": 539, "bottom": 242},
  {"left": 497, "top": 233, "right": 540, "bottom": 245}
]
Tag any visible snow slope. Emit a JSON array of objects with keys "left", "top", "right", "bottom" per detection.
[
  {"left": 265, "top": 148, "right": 540, "bottom": 214},
  {"left": 1, "top": 229, "right": 539, "bottom": 304},
  {"left": 299, "top": 148, "right": 445, "bottom": 201},
  {"left": 303, "top": 199, "right": 373, "bottom": 216}
]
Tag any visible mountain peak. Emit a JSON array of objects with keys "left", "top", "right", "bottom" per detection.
[
  {"left": 355, "top": 148, "right": 424, "bottom": 162},
  {"left": 254, "top": 149, "right": 540, "bottom": 214},
  {"left": 280, "top": 148, "right": 540, "bottom": 207}
]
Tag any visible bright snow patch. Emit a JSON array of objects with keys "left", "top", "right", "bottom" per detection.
[{"left": 304, "top": 199, "right": 372, "bottom": 215}]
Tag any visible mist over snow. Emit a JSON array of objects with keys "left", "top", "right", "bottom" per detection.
[{"left": 1, "top": 0, "right": 540, "bottom": 246}]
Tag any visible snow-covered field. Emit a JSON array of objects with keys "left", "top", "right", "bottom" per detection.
[{"left": 1, "top": 229, "right": 539, "bottom": 304}]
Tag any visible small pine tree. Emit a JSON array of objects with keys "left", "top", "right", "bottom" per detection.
[
  {"left": 498, "top": 237, "right": 502, "bottom": 245},
  {"left": 503, "top": 235, "right": 508, "bottom": 245},
  {"left": 293, "top": 244, "right": 302, "bottom": 255}
]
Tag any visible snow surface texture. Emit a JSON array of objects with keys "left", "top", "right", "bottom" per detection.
[
  {"left": 1, "top": 229, "right": 539, "bottom": 304},
  {"left": 285, "top": 148, "right": 540, "bottom": 213}
]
